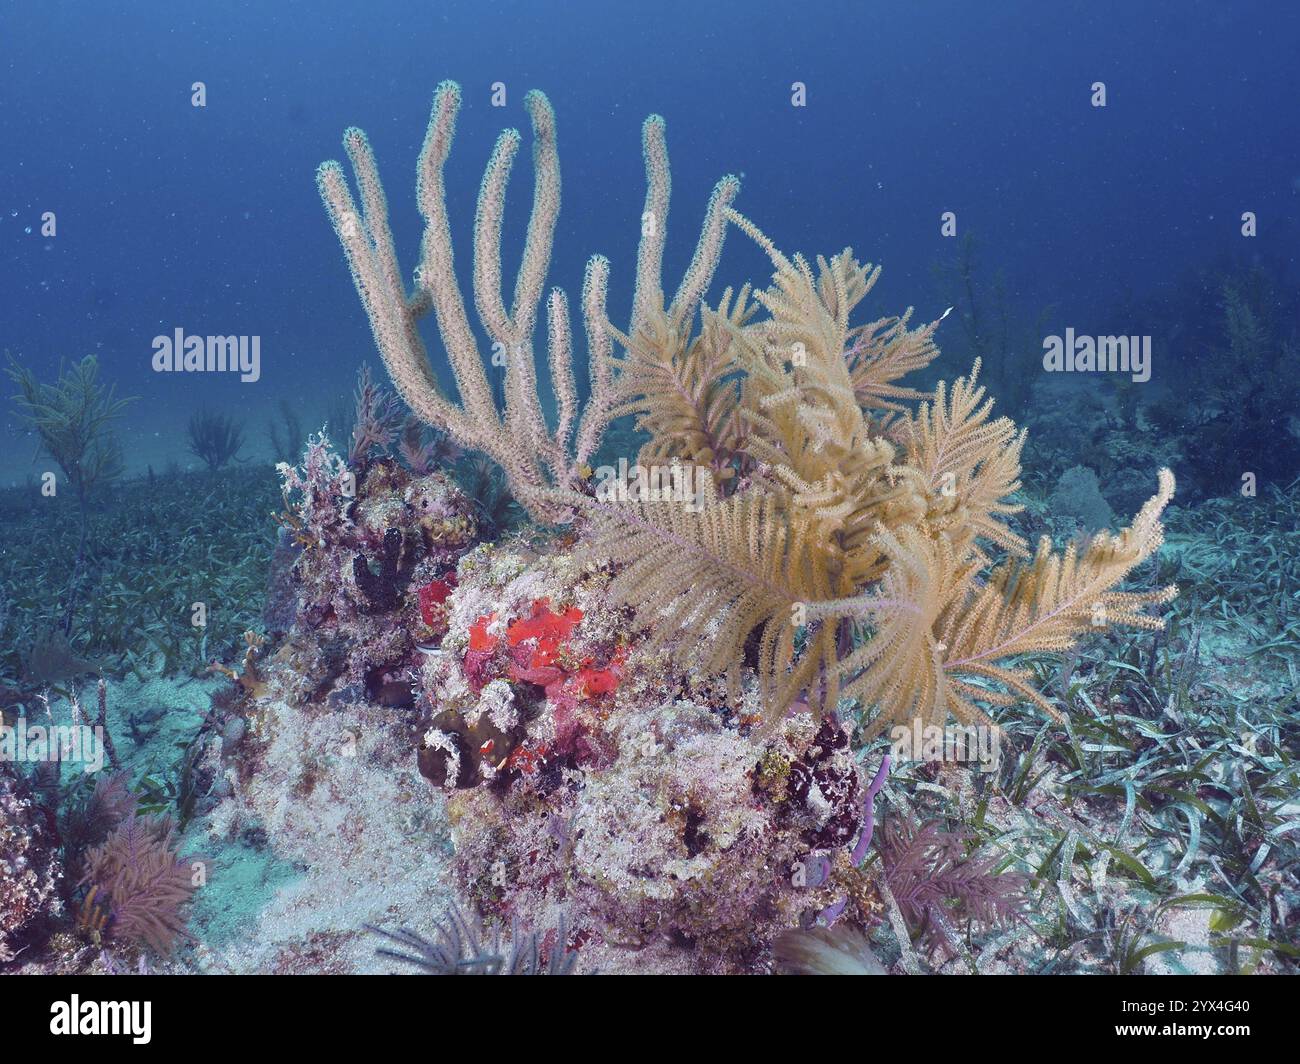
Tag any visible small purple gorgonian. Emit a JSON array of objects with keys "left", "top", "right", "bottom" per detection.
[
  {"left": 878, "top": 814, "right": 1028, "bottom": 955},
  {"left": 79, "top": 811, "right": 197, "bottom": 958}
]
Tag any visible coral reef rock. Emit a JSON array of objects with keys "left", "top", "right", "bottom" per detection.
[{"left": 0, "top": 761, "right": 62, "bottom": 963}]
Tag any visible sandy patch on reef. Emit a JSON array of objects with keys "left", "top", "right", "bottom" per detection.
[{"left": 187, "top": 686, "right": 456, "bottom": 974}]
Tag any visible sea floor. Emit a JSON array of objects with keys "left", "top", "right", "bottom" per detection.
[{"left": 2, "top": 464, "right": 1296, "bottom": 975}]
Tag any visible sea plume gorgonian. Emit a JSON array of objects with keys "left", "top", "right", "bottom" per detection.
[{"left": 79, "top": 811, "right": 196, "bottom": 957}]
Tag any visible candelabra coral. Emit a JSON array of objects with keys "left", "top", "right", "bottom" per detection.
[
  {"left": 319, "top": 81, "right": 1177, "bottom": 742},
  {"left": 318, "top": 80, "right": 737, "bottom": 522}
]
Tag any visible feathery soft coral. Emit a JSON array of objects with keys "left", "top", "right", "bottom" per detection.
[
  {"left": 79, "top": 812, "right": 196, "bottom": 958},
  {"left": 878, "top": 815, "right": 1027, "bottom": 955}
]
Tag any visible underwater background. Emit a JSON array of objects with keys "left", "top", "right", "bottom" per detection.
[{"left": 1, "top": 0, "right": 1297, "bottom": 975}]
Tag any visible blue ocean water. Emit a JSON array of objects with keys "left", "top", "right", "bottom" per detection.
[{"left": 2, "top": 0, "right": 1297, "bottom": 474}]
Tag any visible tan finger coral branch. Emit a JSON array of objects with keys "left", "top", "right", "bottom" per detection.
[{"left": 319, "top": 80, "right": 741, "bottom": 522}]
